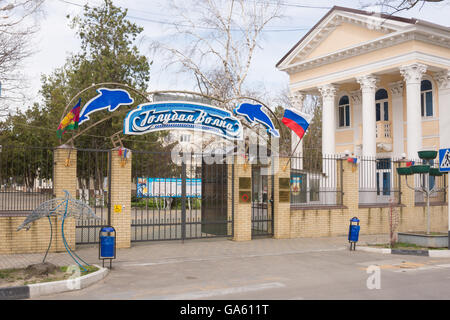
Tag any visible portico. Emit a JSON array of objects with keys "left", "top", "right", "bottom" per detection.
[{"left": 277, "top": 6, "right": 450, "bottom": 160}]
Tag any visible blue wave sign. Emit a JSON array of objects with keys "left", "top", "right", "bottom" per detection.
[{"left": 124, "top": 102, "right": 243, "bottom": 140}]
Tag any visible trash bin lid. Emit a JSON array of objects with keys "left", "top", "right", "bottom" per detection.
[
  {"left": 100, "top": 226, "right": 115, "bottom": 233},
  {"left": 350, "top": 217, "right": 359, "bottom": 223}
]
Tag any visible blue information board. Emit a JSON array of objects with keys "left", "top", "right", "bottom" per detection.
[{"left": 439, "top": 148, "right": 450, "bottom": 172}]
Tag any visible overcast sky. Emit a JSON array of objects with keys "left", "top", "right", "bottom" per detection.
[{"left": 17, "top": 0, "right": 450, "bottom": 109}]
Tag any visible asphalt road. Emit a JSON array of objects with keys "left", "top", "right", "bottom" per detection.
[{"left": 34, "top": 240, "right": 450, "bottom": 300}]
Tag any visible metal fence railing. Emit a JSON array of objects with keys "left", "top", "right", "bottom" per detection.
[
  {"left": 290, "top": 153, "right": 343, "bottom": 207},
  {"left": 359, "top": 157, "right": 401, "bottom": 205},
  {"left": 0, "top": 145, "right": 54, "bottom": 214},
  {"left": 410, "top": 158, "right": 447, "bottom": 205}
]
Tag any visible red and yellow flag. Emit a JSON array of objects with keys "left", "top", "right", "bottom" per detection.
[{"left": 57, "top": 99, "right": 81, "bottom": 139}]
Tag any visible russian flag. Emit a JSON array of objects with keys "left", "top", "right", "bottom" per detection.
[
  {"left": 406, "top": 161, "right": 415, "bottom": 167},
  {"left": 282, "top": 108, "right": 312, "bottom": 140}
]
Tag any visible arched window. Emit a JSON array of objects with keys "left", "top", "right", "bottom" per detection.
[
  {"left": 421, "top": 80, "right": 433, "bottom": 117},
  {"left": 375, "top": 89, "right": 389, "bottom": 122},
  {"left": 338, "top": 95, "right": 350, "bottom": 128}
]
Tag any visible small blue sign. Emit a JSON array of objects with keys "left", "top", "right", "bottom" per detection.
[
  {"left": 79, "top": 88, "right": 134, "bottom": 125},
  {"left": 124, "top": 101, "right": 243, "bottom": 140},
  {"left": 233, "top": 103, "right": 280, "bottom": 137},
  {"left": 439, "top": 148, "right": 450, "bottom": 172}
]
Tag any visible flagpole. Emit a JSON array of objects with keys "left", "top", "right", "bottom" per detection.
[{"left": 282, "top": 137, "right": 302, "bottom": 172}]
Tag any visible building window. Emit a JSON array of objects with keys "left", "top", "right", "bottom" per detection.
[
  {"left": 180, "top": 134, "right": 191, "bottom": 142},
  {"left": 421, "top": 80, "right": 433, "bottom": 117},
  {"left": 375, "top": 89, "right": 389, "bottom": 121},
  {"left": 338, "top": 95, "right": 350, "bottom": 128}
]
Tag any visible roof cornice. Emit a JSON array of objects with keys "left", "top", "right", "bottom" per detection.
[
  {"left": 276, "top": 6, "right": 449, "bottom": 70},
  {"left": 279, "top": 29, "right": 450, "bottom": 75}
]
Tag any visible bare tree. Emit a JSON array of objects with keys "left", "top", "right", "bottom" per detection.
[
  {"left": 0, "top": 0, "right": 44, "bottom": 117},
  {"left": 361, "top": 0, "right": 446, "bottom": 15},
  {"left": 152, "top": 0, "right": 282, "bottom": 107}
]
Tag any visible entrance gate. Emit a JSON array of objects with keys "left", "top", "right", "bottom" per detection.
[
  {"left": 75, "top": 149, "right": 111, "bottom": 244},
  {"left": 251, "top": 165, "right": 274, "bottom": 237},
  {"left": 131, "top": 151, "right": 232, "bottom": 241}
]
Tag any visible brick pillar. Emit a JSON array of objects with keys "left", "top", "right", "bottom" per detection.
[
  {"left": 110, "top": 148, "right": 132, "bottom": 248},
  {"left": 273, "top": 157, "right": 291, "bottom": 239},
  {"left": 53, "top": 145, "right": 77, "bottom": 252},
  {"left": 398, "top": 169, "right": 417, "bottom": 232},
  {"left": 232, "top": 157, "right": 252, "bottom": 241},
  {"left": 342, "top": 159, "right": 359, "bottom": 215}
]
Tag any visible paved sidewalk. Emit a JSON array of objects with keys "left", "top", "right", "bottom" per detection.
[{"left": 0, "top": 234, "right": 389, "bottom": 270}]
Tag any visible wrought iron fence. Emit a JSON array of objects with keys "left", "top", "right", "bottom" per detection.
[
  {"left": 358, "top": 157, "right": 401, "bottom": 205},
  {"left": 0, "top": 145, "right": 53, "bottom": 214},
  {"left": 411, "top": 158, "right": 447, "bottom": 205},
  {"left": 290, "top": 153, "right": 343, "bottom": 207}
]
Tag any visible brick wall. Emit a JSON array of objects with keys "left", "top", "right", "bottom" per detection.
[{"left": 289, "top": 159, "right": 448, "bottom": 238}]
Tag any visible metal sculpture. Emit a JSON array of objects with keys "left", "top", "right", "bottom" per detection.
[{"left": 17, "top": 190, "right": 100, "bottom": 272}]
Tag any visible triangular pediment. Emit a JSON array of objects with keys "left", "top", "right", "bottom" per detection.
[
  {"left": 277, "top": 7, "right": 415, "bottom": 70},
  {"left": 300, "top": 22, "right": 388, "bottom": 61}
]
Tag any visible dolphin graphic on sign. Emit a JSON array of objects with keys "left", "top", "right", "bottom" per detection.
[
  {"left": 233, "top": 103, "right": 280, "bottom": 137},
  {"left": 78, "top": 88, "right": 134, "bottom": 125}
]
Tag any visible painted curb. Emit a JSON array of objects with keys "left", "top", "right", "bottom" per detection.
[
  {"left": 28, "top": 264, "right": 108, "bottom": 298},
  {"left": 391, "top": 249, "right": 428, "bottom": 256},
  {"left": 429, "top": 250, "right": 450, "bottom": 258},
  {"left": 357, "top": 246, "right": 391, "bottom": 254},
  {"left": 0, "top": 265, "right": 108, "bottom": 300},
  {"left": 358, "top": 246, "right": 450, "bottom": 258},
  {"left": 0, "top": 285, "right": 29, "bottom": 300}
]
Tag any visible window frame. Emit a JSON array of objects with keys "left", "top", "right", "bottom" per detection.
[
  {"left": 420, "top": 79, "right": 434, "bottom": 118},
  {"left": 337, "top": 95, "right": 351, "bottom": 128}
]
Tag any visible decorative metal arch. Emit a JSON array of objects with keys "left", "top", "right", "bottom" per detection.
[{"left": 60, "top": 83, "right": 287, "bottom": 149}]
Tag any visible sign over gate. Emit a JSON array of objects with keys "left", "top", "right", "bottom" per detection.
[{"left": 124, "top": 101, "right": 243, "bottom": 140}]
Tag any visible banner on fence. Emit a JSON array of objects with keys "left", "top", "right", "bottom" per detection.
[{"left": 137, "top": 178, "right": 201, "bottom": 198}]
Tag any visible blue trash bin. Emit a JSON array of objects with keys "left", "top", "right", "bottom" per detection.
[
  {"left": 348, "top": 217, "right": 360, "bottom": 251},
  {"left": 99, "top": 226, "right": 116, "bottom": 268}
]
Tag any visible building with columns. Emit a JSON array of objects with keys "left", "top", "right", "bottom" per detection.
[{"left": 277, "top": 6, "right": 450, "bottom": 161}]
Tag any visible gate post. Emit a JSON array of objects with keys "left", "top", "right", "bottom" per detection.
[
  {"left": 232, "top": 157, "right": 252, "bottom": 241},
  {"left": 273, "top": 156, "right": 291, "bottom": 239},
  {"left": 109, "top": 148, "right": 132, "bottom": 248},
  {"left": 53, "top": 145, "right": 77, "bottom": 252}
]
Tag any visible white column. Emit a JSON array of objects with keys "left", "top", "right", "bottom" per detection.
[
  {"left": 289, "top": 90, "right": 305, "bottom": 170},
  {"left": 318, "top": 84, "right": 338, "bottom": 205},
  {"left": 349, "top": 90, "right": 362, "bottom": 156},
  {"left": 289, "top": 90, "right": 306, "bottom": 153},
  {"left": 400, "top": 63, "right": 427, "bottom": 159},
  {"left": 356, "top": 75, "right": 378, "bottom": 204},
  {"left": 356, "top": 74, "right": 379, "bottom": 158},
  {"left": 433, "top": 70, "right": 450, "bottom": 246},
  {"left": 318, "top": 84, "right": 338, "bottom": 156},
  {"left": 433, "top": 70, "right": 450, "bottom": 149},
  {"left": 389, "top": 81, "right": 405, "bottom": 157}
]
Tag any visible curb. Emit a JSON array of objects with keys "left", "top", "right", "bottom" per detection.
[
  {"left": 0, "top": 264, "right": 109, "bottom": 300},
  {"left": 358, "top": 246, "right": 450, "bottom": 257}
]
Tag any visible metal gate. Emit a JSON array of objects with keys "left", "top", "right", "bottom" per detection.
[
  {"left": 131, "top": 151, "right": 232, "bottom": 241},
  {"left": 251, "top": 165, "right": 273, "bottom": 237},
  {"left": 75, "top": 149, "right": 111, "bottom": 244}
]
